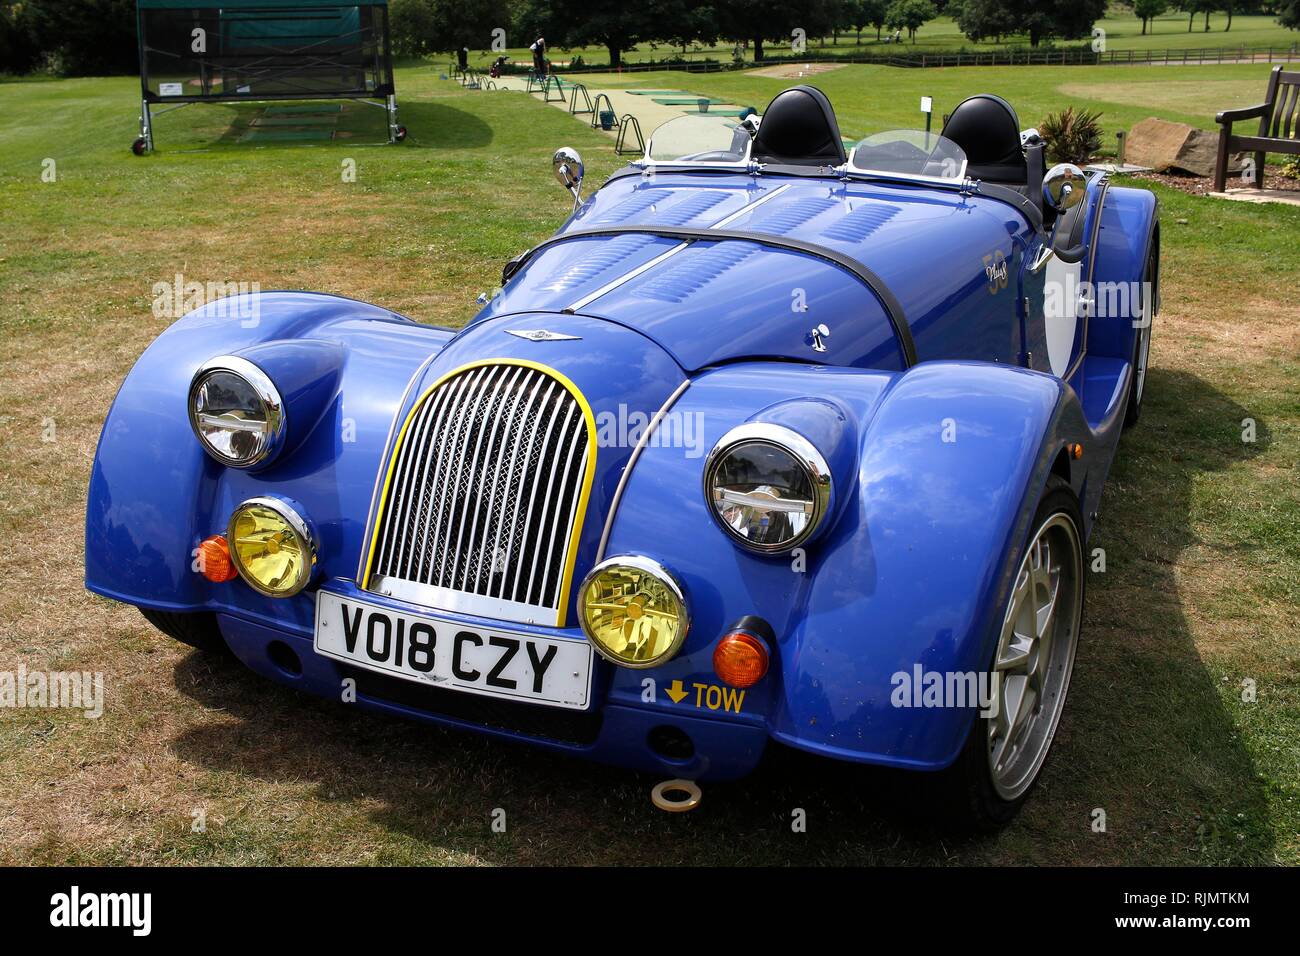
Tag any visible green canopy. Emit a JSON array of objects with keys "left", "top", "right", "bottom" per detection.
[
  {"left": 220, "top": 5, "right": 363, "bottom": 48},
  {"left": 131, "top": 0, "right": 401, "bottom": 150}
]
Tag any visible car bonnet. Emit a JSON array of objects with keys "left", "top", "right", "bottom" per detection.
[{"left": 472, "top": 171, "right": 1024, "bottom": 372}]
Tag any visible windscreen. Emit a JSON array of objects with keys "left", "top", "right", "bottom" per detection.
[
  {"left": 848, "top": 130, "right": 968, "bottom": 182},
  {"left": 645, "top": 114, "right": 752, "bottom": 165}
]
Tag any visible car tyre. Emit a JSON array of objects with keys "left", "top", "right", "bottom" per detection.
[
  {"left": 929, "top": 475, "right": 1085, "bottom": 831},
  {"left": 140, "top": 608, "right": 228, "bottom": 653}
]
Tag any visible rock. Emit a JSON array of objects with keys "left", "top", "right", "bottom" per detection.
[{"left": 1126, "top": 117, "right": 1245, "bottom": 177}]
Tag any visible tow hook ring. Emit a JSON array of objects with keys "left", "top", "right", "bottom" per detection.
[{"left": 651, "top": 778, "right": 702, "bottom": 813}]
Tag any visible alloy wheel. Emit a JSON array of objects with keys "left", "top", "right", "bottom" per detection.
[{"left": 987, "top": 512, "right": 1083, "bottom": 801}]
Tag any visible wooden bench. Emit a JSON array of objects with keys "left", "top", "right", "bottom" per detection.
[{"left": 1214, "top": 65, "right": 1300, "bottom": 192}]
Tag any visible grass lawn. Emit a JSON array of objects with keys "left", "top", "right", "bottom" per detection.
[
  {"left": 570, "top": 62, "right": 1286, "bottom": 148},
  {"left": 0, "top": 62, "right": 1296, "bottom": 865},
  {"left": 466, "top": 13, "right": 1300, "bottom": 70}
]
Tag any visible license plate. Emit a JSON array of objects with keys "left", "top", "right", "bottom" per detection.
[{"left": 314, "top": 591, "right": 593, "bottom": 710}]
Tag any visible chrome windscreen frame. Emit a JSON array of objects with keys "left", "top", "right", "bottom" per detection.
[{"left": 843, "top": 151, "right": 970, "bottom": 188}]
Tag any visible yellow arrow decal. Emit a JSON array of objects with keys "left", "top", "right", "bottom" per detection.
[{"left": 666, "top": 679, "right": 688, "bottom": 704}]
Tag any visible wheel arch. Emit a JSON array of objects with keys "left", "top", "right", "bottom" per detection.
[
  {"left": 769, "top": 361, "right": 1093, "bottom": 770},
  {"left": 85, "top": 292, "right": 452, "bottom": 611},
  {"left": 1087, "top": 184, "right": 1160, "bottom": 364}
]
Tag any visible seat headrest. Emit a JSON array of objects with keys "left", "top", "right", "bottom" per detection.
[
  {"left": 941, "top": 94, "right": 1027, "bottom": 183},
  {"left": 752, "top": 85, "right": 846, "bottom": 167}
]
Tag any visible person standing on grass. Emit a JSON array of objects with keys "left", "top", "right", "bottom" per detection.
[{"left": 531, "top": 37, "right": 547, "bottom": 78}]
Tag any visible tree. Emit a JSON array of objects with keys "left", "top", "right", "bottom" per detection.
[
  {"left": 950, "top": 0, "right": 1017, "bottom": 42},
  {"left": 1173, "top": 1, "right": 1214, "bottom": 32},
  {"left": 0, "top": 1, "right": 41, "bottom": 73},
  {"left": 27, "top": 0, "right": 137, "bottom": 74},
  {"left": 955, "top": 0, "right": 1106, "bottom": 47},
  {"left": 435, "top": 0, "right": 512, "bottom": 62},
  {"left": 539, "top": 0, "right": 714, "bottom": 68},
  {"left": 388, "top": 0, "right": 438, "bottom": 57},
  {"left": 885, "top": 0, "right": 936, "bottom": 41},
  {"left": 661, "top": 5, "right": 722, "bottom": 55},
  {"left": 538, "top": 0, "right": 639, "bottom": 68},
  {"left": 848, "top": 0, "right": 888, "bottom": 41},
  {"left": 389, "top": 0, "right": 509, "bottom": 65},
  {"left": 1134, "top": 0, "right": 1167, "bottom": 35},
  {"left": 715, "top": 0, "right": 843, "bottom": 62},
  {"left": 512, "top": 0, "right": 552, "bottom": 44},
  {"left": 1283, "top": 0, "right": 1300, "bottom": 30},
  {"left": 865, "top": 0, "right": 890, "bottom": 40}
]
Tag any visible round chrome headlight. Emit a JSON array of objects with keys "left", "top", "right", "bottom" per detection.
[
  {"left": 578, "top": 556, "right": 689, "bottom": 668},
  {"left": 188, "top": 356, "right": 285, "bottom": 468},
  {"left": 704, "top": 423, "right": 832, "bottom": 553},
  {"left": 227, "top": 496, "right": 317, "bottom": 597}
]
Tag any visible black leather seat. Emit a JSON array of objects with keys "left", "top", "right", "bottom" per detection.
[
  {"left": 940, "top": 94, "right": 1030, "bottom": 186},
  {"left": 752, "top": 86, "right": 847, "bottom": 167}
]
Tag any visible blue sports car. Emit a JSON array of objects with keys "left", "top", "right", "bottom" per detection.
[{"left": 87, "top": 86, "right": 1159, "bottom": 827}]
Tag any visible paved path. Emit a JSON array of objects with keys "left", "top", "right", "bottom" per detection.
[
  {"left": 475, "top": 74, "right": 747, "bottom": 149},
  {"left": 1207, "top": 187, "right": 1300, "bottom": 207}
]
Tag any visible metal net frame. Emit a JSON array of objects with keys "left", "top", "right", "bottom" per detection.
[{"left": 133, "top": 1, "right": 400, "bottom": 151}]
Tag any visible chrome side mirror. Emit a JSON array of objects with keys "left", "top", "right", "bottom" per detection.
[
  {"left": 553, "top": 147, "right": 584, "bottom": 210},
  {"left": 1032, "top": 163, "right": 1090, "bottom": 273},
  {"left": 1043, "top": 162, "right": 1086, "bottom": 213}
]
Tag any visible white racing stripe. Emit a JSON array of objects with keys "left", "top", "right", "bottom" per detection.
[{"left": 563, "top": 183, "right": 793, "bottom": 313}]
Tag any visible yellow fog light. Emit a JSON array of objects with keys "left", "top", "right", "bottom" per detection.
[
  {"left": 227, "top": 497, "right": 317, "bottom": 597},
  {"left": 578, "top": 556, "right": 689, "bottom": 668}
]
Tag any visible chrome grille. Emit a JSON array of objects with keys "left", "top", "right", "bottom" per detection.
[{"left": 367, "top": 363, "right": 592, "bottom": 624}]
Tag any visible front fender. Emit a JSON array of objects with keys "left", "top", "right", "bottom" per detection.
[
  {"left": 772, "top": 362, "right": 1073, "bottom": 769},
  {"left": 600, "top": 360, "right": 1084, "bottom": 770},
  {"left": 85, "top": 292, "right": 453, "bottom": 619},
  {"left": 1088, "top": 184, "right": 1159, "bottom": 363}
]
